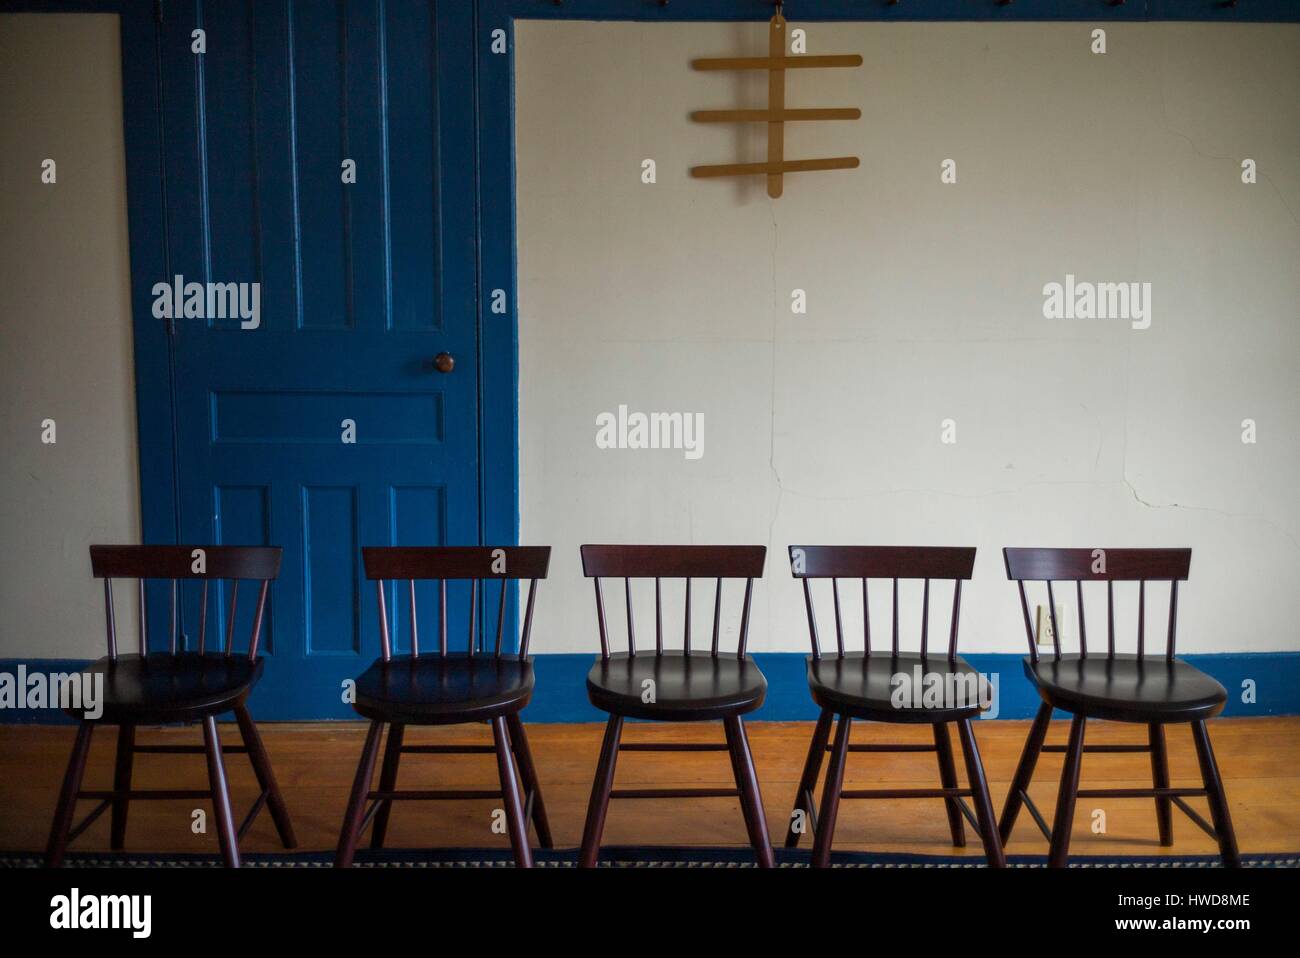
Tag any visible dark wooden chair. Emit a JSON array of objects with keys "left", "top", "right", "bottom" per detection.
[
  {"left": 785, "top": 546, "right": 1005, "bottom": 867},
  {"left": 335, "top": 546, "right": 552, "bottom": 868},
  {"left": 577, "top": 545, "right": 773, "bottom": 867},
  {"left": 46, "top": 545, "right": 295, "bottom": 868},
  {"left": 998, "top": 547, "right": 1238, "bottom": 867}
]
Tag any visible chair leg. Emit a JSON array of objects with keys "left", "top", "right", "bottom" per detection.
[
  {"left": 1148, "top": 722, "right": 1173, "bottom": 847},
  {"left": 506, "top": 712, "right": 554, "bottom": 849},
  {"left": 578, "top": 714, "right": 624, "bottom": 868},
  {"left": 1047, "top": 714, "right": 1086, "bottom": 868},
  {"left": 724, "top": 715, "right": 775, "bottom": 868},
  {"left": 811, "top": 714, "right": 851, "bottom": 868},
  {"left": 933, "top": 722, "right": 967, "bottom": 848},
  {"left": 110, "top": 723, "right": 135, "bottom": 851},
  {"left": 369, "top": 723, "right": 405, "bottom": 850},
  {"left": 785, "top": 708, "right": 832, "bottom": 848},
  {"left": 45, "top": 721, "right": 94, "bottom": 867},
  {"left": 1190, "top": 720, "right": 1240, "bottom": 868},
  {"left": 957, "top": 718, "right": 1006, "bottom": 867},
  {"left": 234, "top": 703, "right": 297, "bottom": 849},
  {"left": 491, "top": 716, "right": 534, "bottom": 868},
  {"left": 998, "top": 700, "right": 1053, "bottom": 845},
  {"left": 335, "top": 720, "right": 383, "bottom": 868},
  {"left": 201, "top": 715, "right": 240, "bottom": 868}
]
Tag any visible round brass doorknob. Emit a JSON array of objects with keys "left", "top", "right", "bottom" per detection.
[{"left": 433, "top": 352, "right": 455, "bottom": 373}]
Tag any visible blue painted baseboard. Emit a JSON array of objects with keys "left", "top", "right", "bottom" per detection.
[
  {"left": 2, "top": 652, "right": 1296, "bottom": 724},
  {"left": 529, "top": 652, "right": 1299, "bottom": 724}
]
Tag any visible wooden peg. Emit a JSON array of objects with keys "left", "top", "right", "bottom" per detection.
[{"left": 768, "top": 13, "right": 786, "bottom": 198}]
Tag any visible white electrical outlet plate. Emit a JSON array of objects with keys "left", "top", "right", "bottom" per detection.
[{"left": 1035, "top": 603, "right": 1067, "bottom": 647}]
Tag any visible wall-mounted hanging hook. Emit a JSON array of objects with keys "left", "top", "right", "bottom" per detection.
[{"left": 689, "top": 8, "right": 861, "bottom": 198}]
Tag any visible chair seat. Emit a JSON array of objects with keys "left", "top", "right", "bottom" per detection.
[
  {"left": 807, "top": 652, "right": 988, "bottom": 723},
  {"left": 586, "top": 651, "right": 766, "bottom": 721},
  {"left": 70, "top": 652, "right": 262, "bottom": 723},
  {"left": 352, "top": 654, "right": 534, "bottom": 725},
  {"left": 1024, "top": 653, "right": 1227, "bottom": 722}
]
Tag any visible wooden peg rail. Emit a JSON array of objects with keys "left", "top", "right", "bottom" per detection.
[{"left": 690, "top": 13, "right": 862, "bottom": 198}]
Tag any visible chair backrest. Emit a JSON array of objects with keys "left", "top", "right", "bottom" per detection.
[
  {"left": 1003, "top": 547, "right": 1191, "bottom": 662},
  {"left": 788, "top": 546, "right": 976, "bottom": 660},
  {"left": 90, "top": 545, "right": 282, "bottom": 661},
  {"left": 579, "top": 545, "right": 766, "bottom": 658},
  {"left": 361, "top": 546, "right": 551, "bottom": 661}
]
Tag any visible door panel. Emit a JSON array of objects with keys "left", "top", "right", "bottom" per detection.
[{"left": 160, "top": 1, "right": 478, "bottom": 718}]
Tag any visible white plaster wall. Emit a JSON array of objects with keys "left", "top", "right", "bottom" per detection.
[
  {"left": 515, "top": 22, "right": 1300, "bottom": 655},
  {"left": 0, "top": 14, "right": 140, "bottom": 658}
]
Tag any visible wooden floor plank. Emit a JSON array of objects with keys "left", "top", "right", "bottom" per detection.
[{"left": 3, "top": 716, "right": 1297, "bottom": 859}]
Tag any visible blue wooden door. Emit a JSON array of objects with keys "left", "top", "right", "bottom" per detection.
[{"left": 158, "top": 1, "right": 479, "bottom": 718}]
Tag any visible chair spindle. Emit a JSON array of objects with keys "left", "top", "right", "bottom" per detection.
[
  {"left": 440, "top": 579, "right": 448, "bottom": 656},
  {"left": 409, "top": 579, "right": 420, "bottom": 657},
  {"left": 1076, "top": 580, "right": 1087, "bottom": 658},
  {"left": 831, "top": 578, "right": 845, "bottom": 657},
  {"left": 494, "top": 577, "right": 507, "bottom": 658},
  {"left": 169, "top": 579, "right": 178, "bottom": 655},
  {"left": 520, "top": 579, "right": 538, "bottom": 658},
  {"left": 625, "top": 577, "right": 636, "bottom": 656},
  {"left": 1167, "top": 580, "right": 1179, "bottom": 660},
  {"left": 947, "top": 578, "right": 962, "bottom": 660},
  {"left": 711, "top": 578, "right": 722, "bottom": 657},
  {"left": 683, "top": 577, "right": 692, "bottom": 654},
  {"left": 739, "top": 578, "right": 754, "bottom": 656},
  {"left": 891, "top": 578, "right": 899, "bottom": 655},
  {"left": 249, "top": 580, "right": 270, "bottom": 660},
  {"left": 802, "top": 577, "right": 820, "bottom": 660},
  {"left": 654, "top": 577, "right": 663, "bottom": 654},
  {"left": 224, "top": 580, "right": 239, "bottom": 657},
  {"left": 1137, "top": 579, "right": 1146, "bottom": 658},
  {"left": 1017, "top": 579, "right": 1036, "bottom": 663},
  {"left": 199, "top": 579, "right": 208, "bottom": 654},
  {"left": 594, "top": 578, "right": 610, "bottom": 659},
  {"left": 1107, "top": 580, "right": 1115, "bottom": 656},
  {"left": 376, "top": 580, "right": 392, "bottom": 661},
  {"left": 1046, "top": 580, "right": 1061, "bottom": 659},
  {"left": 104, "top": 578, "right": 117, "bottom": 660},
  {"left": 862, "top": 577, "right": 871, "bottom": 656},
  {"left": 468, "top": 578, "right": 479, "bottom": 654},
  {"left": 920, "top": 577, "right": 930, "bottom": 656},
  {"left": 138, "top": 578, "right": 148, "bottom": 655}
]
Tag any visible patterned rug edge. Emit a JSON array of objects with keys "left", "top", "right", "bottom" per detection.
[{"left": 3, "top": 848, "right": 1297, "bottom": 869}]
